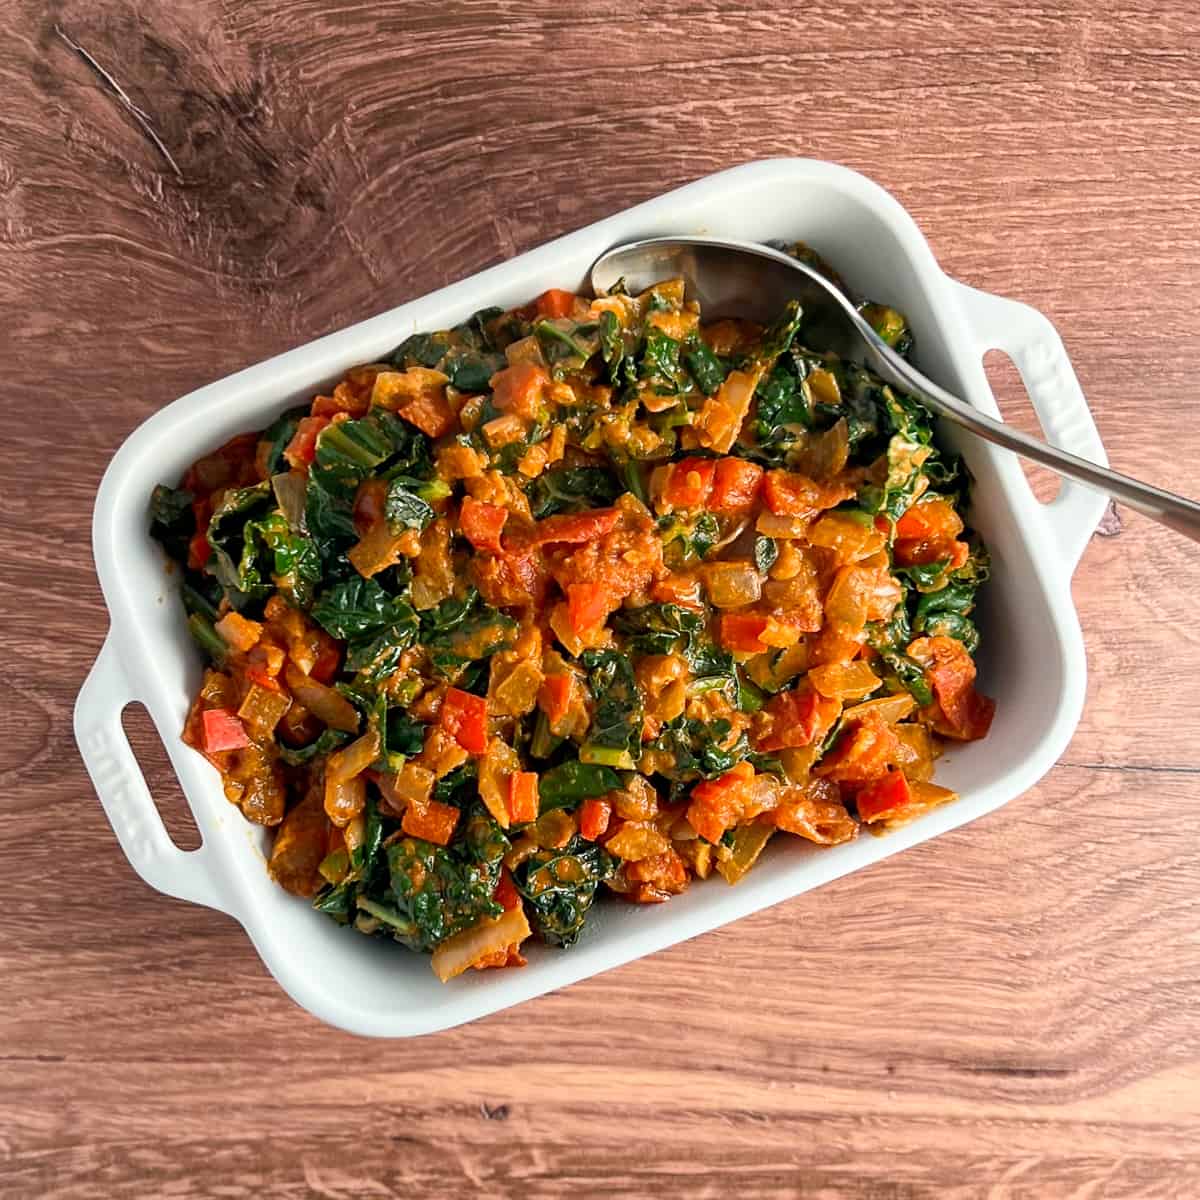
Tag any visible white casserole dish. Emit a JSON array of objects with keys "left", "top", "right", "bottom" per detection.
[{"left": 75, "top": 158, "right": 1108, "bottom": 1037}]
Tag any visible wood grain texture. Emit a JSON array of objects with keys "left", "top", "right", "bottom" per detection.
[{"left": 2, "top": 1, "right": 1199, "bottom": 1196}]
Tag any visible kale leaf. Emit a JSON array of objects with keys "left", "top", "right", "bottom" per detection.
[{"left": 513, "top": 836, "right": 615, "bottom": 947}]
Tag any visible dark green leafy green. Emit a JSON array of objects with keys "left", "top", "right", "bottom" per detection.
[
  {"left": 149, "top": 484, "right": 194, "bottom": 562},
  {"left": 513, "top": 836, "right": 615, "bottom": 947},
  {"left": 538, "top": 761, "right": 622, "bottom": 811},
  {"left": 528, "top": 466, "right": 621, "bottom": 519},
  {"left": 578, "top": 649, "right": 643, "bottom": 765},
  {"left": 682, "top": 336, "right": 727, "bottom": 395},
  {"left": 278, "top": 728, "right": 351, "bottom": 766}
]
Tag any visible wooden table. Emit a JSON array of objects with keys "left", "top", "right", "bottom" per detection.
[{"left": 3, "top": 3, "right": 1198, "bottom": 1196}]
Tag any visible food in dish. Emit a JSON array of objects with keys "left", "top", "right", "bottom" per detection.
[{"left": 150, "top": 249, "right": 994, "bottom": 981}]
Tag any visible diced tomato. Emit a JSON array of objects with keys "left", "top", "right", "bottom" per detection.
[
  {"left": 538, "top": 674, "right": 573, "bottom": 726},
  {"left": 438, "top": 687, "right": 489, "bottom": 755},
  {"left": 662, "top": 457, "right": 717, "bottom": 509},
  {"left": 533, "top": 507, "right": 620, "bottom": 546},
  {"left": 309, "top": 637, "right": 342, "bottom": 685},
  {"left": 402, "top": 797, "right": 459, "bottom": 846},
  {"left": 687, "top": 762, "right": 754, "bottom": 843},
  {"left": 948, "top": 540, "right": 970, "bottom": 569},
  {"left": 284, "top": 415, "right": 331, "bottom": 470},
  {"left": 566, "top": 582, "right": 612, "bottom": 636},
  {"left": 855, "top": 770, "right": 912, "bottom": 822},
  {"left": 910, "top": 635, "right": 995, "bottom": 742},
  {"left": 187, "top": 529, "right": 212, "bottom": 570},
  {"left": 755, "top": 686, "right": 841, "bottom": 752},
  {"left": 895, "top": 498, "right": 963, "bottom": 543},
  {"left": 579, "top": 796, "right": 612, "bottom": 841},
  {"left": 460, "top": 496, "right": 508, "bottom": 552},
  {"left": 201, "top": 708, "right": 250, "bottom": 753},
  {"left": 507, "top": 771, "right": 540, "bottom": 825},
  {"left": 398, "top": 390, "right": 455, "bottom": 438},
  {"left": 534, "top": 288, "right": 577, "bottom": 319},
  {"left": 492, "top": 868, "right": 521, "bottom": 911},
  {"left": 709, "top": 457, "right": 764, "bottom": 511},
  {"left": 717, "top": 613, "right": 770, "bottom": 654},
  {"left": 815, "top": 713, "right": 898, "bottom": 784},
  {"left": 491, "top": 361, "right": 550, "bottom": 419}
]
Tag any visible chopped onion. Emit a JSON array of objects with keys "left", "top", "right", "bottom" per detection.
[{"left": 431, "top": 905, "right": 532, "bottom": 983}]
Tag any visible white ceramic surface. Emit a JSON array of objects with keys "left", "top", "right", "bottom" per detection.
[{"left": 74, "top": 158, "right": 1108, "bottom": 1037}]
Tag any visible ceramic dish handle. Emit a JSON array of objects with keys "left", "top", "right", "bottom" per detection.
[
  {"left": 947, "top": 279, "right": 1110, "bottom": 573},
  {"left": 75, "top": 634, "right": 234, "bottom": 915}
]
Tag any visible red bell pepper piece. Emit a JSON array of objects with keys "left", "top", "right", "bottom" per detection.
[
  {"left": 533, "top": 507, "right": 620, "bottom": 545},
  {"left": 579, "top": 796, "right": 612, "bottom": 841},
  {"left": 717, "top": 613, "right": 770, "bottom": 654},
  {"left": 534, "top": 288, "right": 577, "bottom": 319},
  {"left": 855, "top": 770, "right": 912, "bottom": 822},
  {"left": 201, "top": 708, "right": 250, "bottom": 753},
  {"left": 492, "top": 868, "right": 521, "bottom": 911},
  {"left": 460, "top": 496, "right": 509, "bottom": 552},
  {"left": 438, "top": 687, "right": 489, "bottom": 755},
  {"left": 538, "top": 674, "right": 573, "bottom": 727},
  {"left": 284, "top": 415, "right": 331, "bottom": 470},
  {"left": 507, "top": 771, "right": 540, "bottom": 825}
]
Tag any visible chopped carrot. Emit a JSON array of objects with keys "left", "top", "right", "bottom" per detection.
[
  {"left": 507, "top": 771, "right": 540, "bottom": 824},
  {"left": 402, "top": 797, "right": 460, "bottom": 846},
  {"left": 538, "top": 674, "right": 573, "bottom": 726},
  {"left": 687, "top": 762, "right": 755, "bottom": 844},
  {"left": 534, "top": 288, "right": 577, "bottom": 319},
  {"left": 579, "top": 796, "right": 612, "bottom": 841}
]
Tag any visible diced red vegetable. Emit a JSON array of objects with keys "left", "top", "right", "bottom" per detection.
[
  {"left": 709, "top": 457, "right": 764, "bottom": 511},
  {"left": 493, "top": 868, "right": 522, "bottom": 911},
  {"left": 460, "top": 496, "right": 508, "bottom": 552},
  {"left": 534, "top": 288, "right": 577, "bottom": 319},
  {"left": 662, "top": 457, "right": 717, "bottom": 509},
  {"left": 566, "top": 582, "right": 612, "bottom": 636},
  {"left": 398, "top": 390, "right": 455, "bottom": 438},
  {"left": 717, "top": 613, "right": 770, "bottom": 654},
  {"left": 187, "top": 530, "right": 212, "bottom": 570},
  {"left": 284, "top": 415, "right": 331, "bottom": 470},
  {"left": 309, "top": 637, "right": 342, "bottom": 685},
  {"left": 538, "top": 674, "right": 573, "bottom": 726},
  {"left": 402, "top": 797, "right": 460, "bottom": 846},
  {"left": 855, "top": 770, "right": 912, "bottom": 822},
  {"left": 895, "top": 498, "right": 963, "bottom": 542},
  {"left": 507, "top": 771, "right": 540, "bottom": 825},
  {"left": 687, "top": 762, "right": 754, "bottom": 844},
  {"left": 762, "top": 470, "right": 849, "bottom": 517},
  {"left": 201, "top": 708, "right": 250, "bottom": 753},
  {"left": 815, "top": 713, "right": 899, "bottom": 784},
  {"left": 533, "top": 507, "right": 620, "bottom": 546},
  {"left": 754, "top": 686, "right": 841, "bottom": 752},
  {"left": 579, "top": 796, "right": 612, "bottom": 841},
  {"left": 491, "top": 361, "right": 550, "bottom": 419},
  {"left": 439, "top": 687, "right": 489, "bottom": 755}
]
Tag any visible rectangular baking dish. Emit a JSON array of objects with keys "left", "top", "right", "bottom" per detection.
[{"left": 75, "top": 158, "right": 1108, "bottom": 1037}]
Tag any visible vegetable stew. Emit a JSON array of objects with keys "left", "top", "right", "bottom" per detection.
[{"left": 150, "top": 248, "right": 994, "bottom": 981}]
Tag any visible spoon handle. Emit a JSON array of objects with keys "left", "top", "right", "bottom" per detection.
[{"left": 877, "top": 354, "right": 1200, "bottom": 545}]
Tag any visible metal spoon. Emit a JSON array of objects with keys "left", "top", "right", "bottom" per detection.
[{"left": 590, "top": 235, "right": 1200, "bottom": 544}]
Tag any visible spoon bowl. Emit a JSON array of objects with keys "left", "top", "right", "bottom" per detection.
[{"left": 590, "top": 235, "right": 1200, "bottom": 543}]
